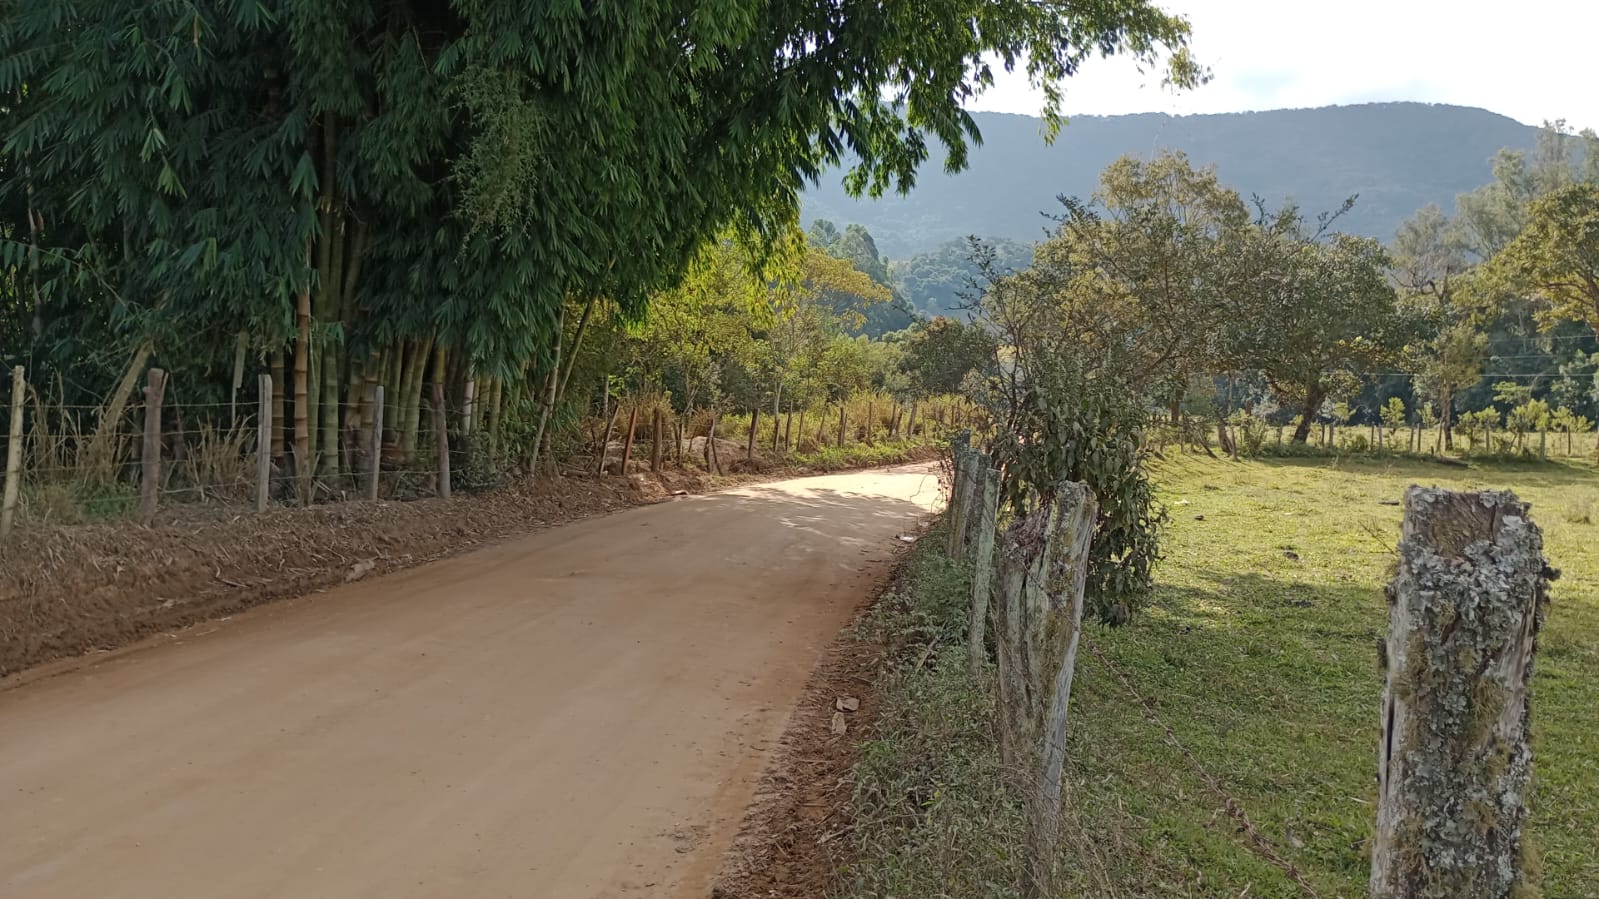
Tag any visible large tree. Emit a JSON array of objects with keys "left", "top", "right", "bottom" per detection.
[
  {"left": 1222, "top": 222, "right": 1410, "bottom": 442},
  {"left": 1496, "top": 182, "right": 1599, "bottom": 342},
  {"left": 2, "top": 0, "right": 1201, "bottom": 490},
  {"left": 1391, "top": 205, "right": 1483, "bottom": 448}
]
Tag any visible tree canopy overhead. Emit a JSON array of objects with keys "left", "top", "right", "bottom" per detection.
[{"left": 1, "top": 0, "right": 1201, "bottom": 491}]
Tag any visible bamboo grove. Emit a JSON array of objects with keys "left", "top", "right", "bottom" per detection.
[{"left": 0, "top": 0, "right": 1199, "bottom": 502}]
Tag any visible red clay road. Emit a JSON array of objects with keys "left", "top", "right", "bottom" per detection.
[{"left": 0, "top": 465, "right": 940, "bottom": 899}]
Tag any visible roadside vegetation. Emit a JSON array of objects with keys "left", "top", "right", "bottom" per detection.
[{"left": 842, "top": 452, "right": 1598, "bottom": 898}]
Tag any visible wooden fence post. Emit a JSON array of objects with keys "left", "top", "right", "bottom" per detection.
[
  {"left": 432, "top": 382, "right": 451, "bottom": 499},
  {"left": 947, "top": 437, "right": 979, "bottom": 559},
  {"left": 256, "top": 374, "right": 272, "bottom": 512},
  {"left": 620, "top": 403, "right": 638, "bottom": 473},
  {"left": 837, "top": 405, "right": 847, "bottom": 448},
  {"left": 746, "top": 407, "right": 759, "bottom": 461},
  {"left": 597, "top": 402, "right": 621, "bottom": 476},
  {"left": 1370, "top": 487, "right": 1553, "bottom": 899},
  {"left": 865, "top": 400, "right": 874, "bottom": 444},
  {"left": 366, "top": 385, "right": 384, "bottom": 501},
  {"left": 139, "top": 368, "right": 166, "bottom": 525},
  {"left": 706, "top": 411, "right": 721, "bottom": 473},
  {"left": 993, "top": 481, "right": 1098, "bottom": 899},
  {"left": 651, "top": 407, "right": 665, "bottom": 472},
  {"left": 968, "top": 464, "right": 1000, "bottom": 671},
  {"left": 1, "top": 366, "right": 24, "bottom": 538}
]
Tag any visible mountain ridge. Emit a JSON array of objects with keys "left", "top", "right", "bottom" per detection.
[{"left": 801, "top": 102, "right": 1540, "bottom": 258}]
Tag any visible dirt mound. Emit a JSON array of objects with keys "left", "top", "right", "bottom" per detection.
[{"left": 0, "top": 476, "right": 645, "bottom": 678}]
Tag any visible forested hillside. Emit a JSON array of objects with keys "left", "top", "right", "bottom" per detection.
[{"left": 803, "top": 103, "right": 1540, "bottom": 257}]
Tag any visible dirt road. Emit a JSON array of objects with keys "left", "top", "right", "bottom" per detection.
[{"left": 0, "top": 465, "right": 940, "bottom": 899}]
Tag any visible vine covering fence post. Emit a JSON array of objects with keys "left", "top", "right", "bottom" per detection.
[
  {"left": 993, "top": 480, "right": 1098, "bottom": 899},
  {"left": 139, "top": 367, "right": 166, "bottom": 525},
  {"left": 1370, "top": 487, "right": 1554, "bottom": 899}
]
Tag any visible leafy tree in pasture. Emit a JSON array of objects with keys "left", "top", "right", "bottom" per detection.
[
  {"left": 1391, "top": 204, "right": 1483, "bottom": 447},
  {"left": 1551, "top": 406, "right": 1593, "bottom": 455},
  {"left": 1221, "top": 221, "right": 1410, "bottom": 443},
  {"left": 1495, "top": 182, "right": 1599, "bottom": 343},
  {"left": 1380, "top": 396, "right": 1407, "bottom": 436},
  {"left": 1072, "top": 152, "right": 1251, "bottom": 415}
]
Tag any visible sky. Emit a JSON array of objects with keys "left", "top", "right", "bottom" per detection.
[{"left": 969, "top": 0, "right": 1598, "bottom": 131}]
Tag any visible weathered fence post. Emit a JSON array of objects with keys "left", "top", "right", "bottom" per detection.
[
  {"left": 1370, "top": 487, "right": 1554, "bottom": 899},
  {"left": 256, "top": 374, "right": 272, "bottom": 512},
  {"left": 139, "top": 368, "right": 166, "bottom": 525},
  {"left": 651, "top": 407, "right": 665, "bottom": 472},
  {"left": 866, "top": 400, "right": 874, "bottom": 444},
  {"left": 432, "top": 382, "right": 451, "bottom": 499},
  {"left": 366, "top": 384, "right": 384, "bottom": 501},
  {"left": 984, "top": 479, "right": 1100, "bottom": 889},
  {"left": 1, "top": 366, "right": 24, "bottom": 538},
  {"left": 746, "top": 407, "right": 759, "bottom": 461},
  {"left": 621, "top": 403, "right": 638, "bottom": 473},
  {"left": 837, "top": 406, "right": 847, "bottom": 448},
  {"left": 968, "top": 464, "right": 1000, "bottom": 671},
  {"left": 993, "top": 481, "right": 1098, "bottom": 898},
  {"left": 947, "top": 437, "right": 980, "bottom": 560},
  {"left": 597, "top": 402, "right": 621, "bottom": 476}
]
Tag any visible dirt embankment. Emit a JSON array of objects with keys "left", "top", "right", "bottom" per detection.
[
  {"left": 0, "top": 448, "right": 940, "bottom": 680},
  {"left": 0, "top": 471, "right": 693, "bottom": 678}
]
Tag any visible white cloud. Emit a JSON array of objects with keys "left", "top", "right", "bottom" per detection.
[{"left": 969, "top": 0, "right": 1598, "bottom": 131}]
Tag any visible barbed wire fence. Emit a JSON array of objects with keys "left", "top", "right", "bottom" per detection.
[{"left": 0, "top": 366, "right": 459, "bottom": 538}]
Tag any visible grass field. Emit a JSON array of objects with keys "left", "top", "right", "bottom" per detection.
[
  {"left": 1067, "top": 453, "right": 1599, "bottom": 897},
  {"left": 842, "top": 452, "right": 1599, "bottom": 899}
]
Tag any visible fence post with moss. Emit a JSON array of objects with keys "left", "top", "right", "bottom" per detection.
[{"left": 1371, "top": 487, "right": 1555, "bottom": 899}]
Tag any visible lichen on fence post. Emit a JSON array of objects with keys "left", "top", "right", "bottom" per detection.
[
  {"left": 1370, "top": 487, "right": 1555, "bottom": 899},
  {"left": 967, "top": 464, "right": 1001, "bottom": 672},
  {"left": 993, "top": 480, "right": 1098, "bottom": 898}
]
